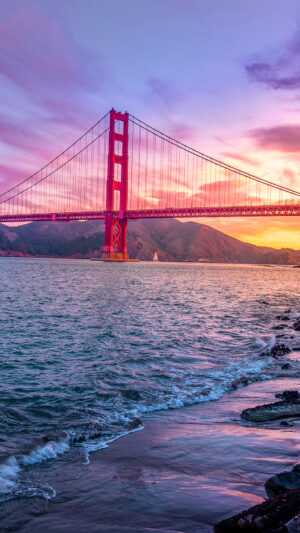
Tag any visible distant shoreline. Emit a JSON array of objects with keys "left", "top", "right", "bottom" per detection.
[
  {"left": 1, "top": 219, "right": 300, "bottom": 265},
  {"left": 0, "top": 254, "right": 299, "bottom": 267}
]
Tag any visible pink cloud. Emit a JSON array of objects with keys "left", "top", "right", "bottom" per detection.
[
  {"left": 282, "top": 168, "right": 300, "bottom": 188},
  {"left": 168, "top": 122, "right": 199, "bottom": 142},
  {"left": 0, "top": 3, "right": 112, "bottom": 195},
  {"left": 222, "top": 152, "right": 260, "bottom": 167},
  {"left": 195, "top": 179, "right": 260, "bottom": 206},
  {"left": 0, "top": 118, "right": 47, "bottom": 153},
  {"left": 0, "top": 3, "right": 109, "bottom": 138},
  {"left": 0, "top": 164, "right": 27, "bottom": 186},
  {"left": 0, "top": 6, "right": 100, "bottom": 96},
  {"left": 249, "top": 124, "right": 300, "bottom": 152}
]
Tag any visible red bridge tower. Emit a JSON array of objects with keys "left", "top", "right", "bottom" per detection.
[{"left": 103, "top": 109, "right": 129, "bottom": 261}]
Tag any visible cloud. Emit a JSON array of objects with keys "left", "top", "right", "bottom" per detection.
[
  {"left": 147, "top": 78, "right": 184, "bottom": 107},
  {"left": 222, "top": 152, "right": 260, "bottom": 167},
  {"left": 168, "top": 121, "right": 198, "bottom": 142},
  {"left": 0, "top": 117, "right": 48, "bottom": 154},
  {"left": 282, "top": 168, "right": 298, "bottom": 187},
  {"left": 246, "top": 62, "right": 300, "bottom": 90},
  {"left": 0, "top": 3, "right": 113, "bottom": 194},
  {"left": 0, "top": 164, "right": 27, "bottom": 186},
  {"left": 0, "top": 5, "right": 104, "bottom": 94},
  {"left": 245, "top": 30, "right": 300, "bottom": 91},
  {"left": 196, "top": 179, "right": 253, "bottom": 205},
  {"left": 0, "top": 4, "right": 109, "bottom": 129},
  {"left": 249, "top": 124, "right": 300, "bottom": 152}
]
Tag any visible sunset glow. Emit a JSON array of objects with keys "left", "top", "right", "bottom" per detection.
[
  {"left": 2, "top": 4, "right": 300, "bottom": 530},
  {"left": 0, "top": 1, "right": 300, "bottom": 248}
]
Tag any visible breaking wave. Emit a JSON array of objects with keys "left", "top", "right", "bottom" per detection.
[{"left": 0, "top": 333, "right": 286, "bottom": 502}]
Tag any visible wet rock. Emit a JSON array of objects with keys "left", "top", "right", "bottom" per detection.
[
  {"left": 121, "top": 389, "right": 142, "bottom": 401},
  {"left": 70, "top": 422, "right": 102, "bottom": 444},
  {"left": 127, "top": 418, "right": 143, "bottom": 431},
  {"left": 261, "top": 341, "right": 291, "bottom": 356},
  {"left": 214, "top": 489, "right": 300, "bottom": 532},
  {"left": 280, "top": 421, "right": 294, "bottom": 427},
  {"left": 270, "top": 344, "right": 291, "bottom": 357},
  {"left": 273, "top": 325, "right": 286, "bottom": 330},
  {"left": 287, "top": 514, "right": 300, "bottom": 532},
  {"left": 40, "top": 431, "right": 67, "bottom": 444},
  {"left": 266, "top": 465, "right": 300, "bottom": 499},
  {"left": 293, "top": 320, "right": 300, "bottom": 332},
  {"left": 241, "top": 400, "right": 300, "bottom": 423},
  {"left": 281, "top": 363, "right": 291, "bottom": 370},
  {"left": 200, "top": 387, "right": 211, "bottom": 397},
  {"left": 24, "top": 431, "right": 68, "bottom": 454},
  {"left": 231, "top": 377, "right": 249, "bottom": 390},
  {"left": 275, "top": 391, "right": 300, "bottom": 402},
  {"left": 276, "top": 315, "right": 291, "bottom": 321}
]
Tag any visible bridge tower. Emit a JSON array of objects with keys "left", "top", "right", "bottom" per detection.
[{"left": 102, "top": 109, "right": 129, "bottom": 261}]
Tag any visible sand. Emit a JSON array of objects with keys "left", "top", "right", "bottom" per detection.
[{"left": 2, "top": 377, "right": 300, "bottom": 533}]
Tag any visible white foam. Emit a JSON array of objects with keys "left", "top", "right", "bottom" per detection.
[
  {"left": 102, "top": 354, "right": 273, "bottom": 433},
  {"left": 83, "top": 424, "right": 144, "bottom": 463},
  {"left": 255, "top": 334, "right": 276, "bottom": 351},
  {"left": 0, "top": 341, "right": 281, "bottom": 501},
  {"left": 21, "top": 439, "right": 70, "bottom": 466},
  {"left": 0, "top": 457, "right": 20, "bottom": 494},
  {"left": 269, "top": 334, "right": 277, "bottom": 350},
  {"left": 0, "top": 438, "right": 70, "bottom": 499},
  {"left": 13, "top": 483, "right": 56, "bottom": 500}
]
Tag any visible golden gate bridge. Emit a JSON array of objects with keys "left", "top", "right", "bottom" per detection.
[{"left": 1, "top": 109, "right": 300, "bottom": 260}]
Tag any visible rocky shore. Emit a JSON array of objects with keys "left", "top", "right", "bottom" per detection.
[
  {"left": 1, "top": 376, "right": 300, "bottom": 533},
  {"left": 215, "top": 388, "right": 300, "bottom": 532},
  {"left": 214, "top": 310, "right": 300, "bottom": 533},
  {"left": 241, "top": 390, "right": 300, "bottom": 423},
  {"left": 214, "top": 313, "right": 300, "bottom": 532}
]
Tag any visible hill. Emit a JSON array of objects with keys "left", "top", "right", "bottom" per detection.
[{"left": 0, "top": 219, "right": 299, "bottom": 264}]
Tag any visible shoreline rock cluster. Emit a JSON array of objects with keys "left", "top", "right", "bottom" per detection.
[
  {"left": 214, "top": 309, "right": 300, "bottom": 532},
  {"left": 241, "top": 390, "right": 300, "bottom": 423},
  {"left": 214, "top": 390, "right": 300, "bottom": 532},
  {"left": 215, "top": 489, "right": 300, "bottom": 532}
]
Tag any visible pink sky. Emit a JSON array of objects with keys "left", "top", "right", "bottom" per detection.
[{"left": 0, "top": 1, "right": 300, "bottom": 248}]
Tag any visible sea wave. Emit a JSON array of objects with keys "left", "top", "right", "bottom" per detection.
[{"left": 0, "top": 334, "right": 286, "bottom": 502}]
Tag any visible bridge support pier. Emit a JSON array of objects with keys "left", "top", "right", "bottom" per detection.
[{"left": 102, "top": 109, "right": 129, "bottom": 261}]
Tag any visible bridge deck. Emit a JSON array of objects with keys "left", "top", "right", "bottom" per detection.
[{"left": 0, "top": 204, "right": 300, "bottom": 223}]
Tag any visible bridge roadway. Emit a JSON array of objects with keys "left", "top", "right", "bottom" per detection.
[{"left": 0, "top": 204, "right": 300, "bottom": 224}]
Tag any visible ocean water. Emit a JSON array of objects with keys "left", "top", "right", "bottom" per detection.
[{"left": 0, "top": 258, "right": 299, "bottom": 503}]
